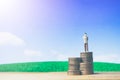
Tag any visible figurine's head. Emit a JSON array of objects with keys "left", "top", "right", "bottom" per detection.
[
  {"left": 84, "top": 33, "right": 87, "bottom": 36},
  {"left": 84, "top": 33, "right": 87, "bottom": 34},
  {"left": 84, "top": 33, "right": 88, "bottom": 37}
]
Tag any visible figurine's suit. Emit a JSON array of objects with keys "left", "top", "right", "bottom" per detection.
[{"left": 83, "top": 33, "right": 88, "bottom": 52}]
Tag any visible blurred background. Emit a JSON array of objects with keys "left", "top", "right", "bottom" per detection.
[{"left": 0, "top": 0, "right": 120, "bottom": 64}]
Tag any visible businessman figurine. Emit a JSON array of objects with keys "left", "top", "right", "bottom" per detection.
[{"left": 83, "top": 33, "right": 88, "bottom": 52}]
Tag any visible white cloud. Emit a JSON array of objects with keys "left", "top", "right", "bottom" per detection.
[
  {"left": 50, "top": 50, "right": 68, "bottom": 61},
  {"left": 50, "top": 50, "right": 120, "bottom": 63},
  {"left": 24, "top": 49, "right": 42, "bottom": 56},
  {"left": 94, "top": 54, "right": 120, "bottom": 63},
  {"left": 0, "top": 32, "right": 25, "bottom": 46},
  {"left": 57, "top": 54, "right": 68, "bottom": 61}
]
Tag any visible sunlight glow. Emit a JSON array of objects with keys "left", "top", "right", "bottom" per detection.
[
  {"left": 0, "top": 0, "right": 16, "bottom": 9},
  {"left": 0, "top": 0, "right": 17, "bottom": 16}
]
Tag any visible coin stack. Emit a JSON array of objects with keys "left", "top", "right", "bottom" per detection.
[
  {"left": 80, "top": 52, "right": 94, "bottom": 75},
  {"left": 67, "top": 57, "right": 81, "bottom": 75}
]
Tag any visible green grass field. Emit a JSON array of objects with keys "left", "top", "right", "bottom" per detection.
[{"left": 0, "top": 61, "right": 120, "bottom": 72}]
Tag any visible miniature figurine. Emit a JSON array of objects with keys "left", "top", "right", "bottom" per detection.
[{"left": 83, "top": 33, "right": 88, "bottom": 52}]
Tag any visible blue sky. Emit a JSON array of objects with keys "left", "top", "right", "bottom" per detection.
[{"left": 0, "top": 0, "right": 120, "bottom": 64}]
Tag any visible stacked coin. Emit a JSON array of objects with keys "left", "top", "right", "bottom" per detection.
[
  {"left": 80, "top": 62, "right": 93, "bottom": 75},
  {"left": 68, "top": 57, "right": 81, "bottom": 75},
  {"left": 80, "top": 52, "right": 93, "bottom": 62},
  {"left": 80, "top": 52, "right": 94, "bottom": 75}
]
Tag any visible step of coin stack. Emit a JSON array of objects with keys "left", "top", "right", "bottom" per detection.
[
  {"left": 80, "top": 52, "right": 94, "bottom": 75},
  {"left": 68, "top": 57, "right": 81, "bottom": 75}
]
